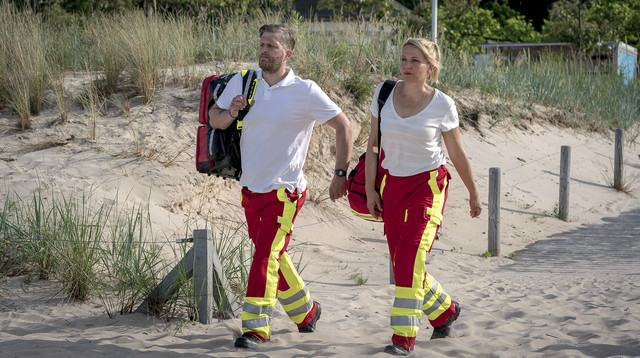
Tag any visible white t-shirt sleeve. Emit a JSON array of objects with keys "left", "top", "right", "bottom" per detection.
[
  {"left": 440, "top": 101, "right": 459, "bottom": 132},
  {"left": 308, "top": 81, "right": 342, "bottom": 124},
  {"left": 213, "top": 73, "right": 243, "bottom": 111}
]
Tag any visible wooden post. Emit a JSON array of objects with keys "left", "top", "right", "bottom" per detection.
[
  {"left": 193, "top": 229, "right": 213, "bottom": 324},
  {"left": 389, "top": 258, "right": 394, "bottom": 285},
  {"left": 136, "top": 229, "right": 239, "bottom": 321},
  {"left": 559, "top": 146, "right": 571, "bottom": 221},
  {"left": 488, "top": 168, "right": 500, "bottom": 256},
  {"left": 614, "top": 129, "right": 624, "bottom": 190}
]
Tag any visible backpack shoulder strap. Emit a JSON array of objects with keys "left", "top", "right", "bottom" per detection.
[
  {"left": 240, "top": 70, "right": 258, "bottom": 104},
  {"left": 377, "top": 80, "right": 396, "bottom": 111},
  {"left": 376, "top": 80, "right": 396, "bottom": 164},
  {"left": 236, "top": 70, "right": 258, "bottom": 130}
]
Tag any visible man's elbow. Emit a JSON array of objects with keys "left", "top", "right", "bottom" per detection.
[
  {"left": 335, "top": 114, "right": 353, "bottom": 137},
  {"left": 208, "top": 111, "right": 229, "bottom": 130},
  {"left": 342, "top": 118, "right": 353, "bottom": 137}
]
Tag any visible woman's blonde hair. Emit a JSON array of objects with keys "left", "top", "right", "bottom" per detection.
[{"left": 402, "top": 38, "right": 442, "bottom": 83}]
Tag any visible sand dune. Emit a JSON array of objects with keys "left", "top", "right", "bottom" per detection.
[{"left": 1, "top": 74, "right": 639, "bottom": 357}]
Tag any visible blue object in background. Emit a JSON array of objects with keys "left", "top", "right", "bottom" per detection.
[{"left": 615, "top": 41, "right": 637, "bottom": 85}]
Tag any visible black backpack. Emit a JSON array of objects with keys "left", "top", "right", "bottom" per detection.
[{"left": 196, "top": 70, "right": 258, "bottom": 180}]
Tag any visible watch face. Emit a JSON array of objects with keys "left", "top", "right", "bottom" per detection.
[{"left": 335, "top": 169, "right": 346, "bottom": 177}]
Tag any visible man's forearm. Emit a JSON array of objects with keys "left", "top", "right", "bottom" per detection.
[{"left": 208, "top": 106, "right": 236, "bottom": 130}]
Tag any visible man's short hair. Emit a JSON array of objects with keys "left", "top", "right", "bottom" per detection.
[{"left": 259, "top": 24, "right": 296, "bottom": 51}]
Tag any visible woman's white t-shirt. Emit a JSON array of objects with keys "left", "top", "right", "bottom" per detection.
[{"left": 369, "top": 81, "right": 459, "bottom": 177}]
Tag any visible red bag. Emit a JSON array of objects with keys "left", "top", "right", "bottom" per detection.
[
  {"left": 345, "top": 80, "right": 396, "bottom": 222},
  {"left": 345, "top": 151, "right": 386, "bottom": 222},
  {"left": 195, "top": 70, "right": 257, "bottom": 180}
]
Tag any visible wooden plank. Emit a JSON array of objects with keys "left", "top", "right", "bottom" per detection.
[
  {"left": 506, "top": 207, "right": 640, "bottom": 274},
  {"left": 136, "top": 247, "right": 194, "bottom": 315},
  {"left": 211, "top": 241, "right": 241, "bottom": 319}
]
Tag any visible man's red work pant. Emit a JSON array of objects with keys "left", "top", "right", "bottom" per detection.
[{"left": 239, "top": 187, "right": 317, "bottom": 341}]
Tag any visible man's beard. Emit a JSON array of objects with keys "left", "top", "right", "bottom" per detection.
[{"left": 259, "top": 54, "right": 284, "bottom": 73}]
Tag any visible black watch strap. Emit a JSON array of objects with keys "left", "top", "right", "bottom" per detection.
[{"left": 334, "top": 169, "right": 347, "bottom": 177}]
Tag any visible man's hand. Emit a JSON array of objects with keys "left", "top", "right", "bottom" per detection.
[{"left": 329, "top": 176, "right": 347, "bottom": 201}]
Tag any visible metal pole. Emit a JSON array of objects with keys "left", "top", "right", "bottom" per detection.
[{"left": 431, "top": 0, "right": 438, "bottom": 43}]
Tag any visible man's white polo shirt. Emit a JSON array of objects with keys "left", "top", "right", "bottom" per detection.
[{"left": 216, "top": 68, "right": 342, "bottom": 193}]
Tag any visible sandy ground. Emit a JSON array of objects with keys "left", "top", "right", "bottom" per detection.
[{"left": 1, "top": 70, "right": 639, "bottom": 357}]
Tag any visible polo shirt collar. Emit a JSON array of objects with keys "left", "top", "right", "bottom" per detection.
[{"left": 256, "top": 68, "right": 296, "bottom": 88}]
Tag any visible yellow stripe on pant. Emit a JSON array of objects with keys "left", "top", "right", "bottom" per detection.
[
  {"left": 390, "top": 170, "right": 448, "bottom": 339},
  {"left": 422, "top": 275, "right": 452, "bottom": 321},
  {"left": 277, "top": 252, "right": 313, "bottom": 324},
  {"left": 242, "top": 187, "right": 301, "bottom": 339}
]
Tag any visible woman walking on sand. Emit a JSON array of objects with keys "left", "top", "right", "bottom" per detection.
[{"left": 364, "top": 37, "right": 482, "bottom": 356}]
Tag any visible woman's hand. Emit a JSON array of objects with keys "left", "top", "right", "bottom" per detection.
[
  {"left": 469, "top": 193, "right": 482, "bottom": 218},
  {"left": 366, "top": 189, "right": 383, "bottom": 220}
]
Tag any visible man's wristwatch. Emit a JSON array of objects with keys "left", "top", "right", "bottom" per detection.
[{"left": 334, "top": 169, "right": 347, "bottom": 177}]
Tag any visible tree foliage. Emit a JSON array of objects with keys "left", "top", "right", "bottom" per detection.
[
  {"left": 542, "top": 0, "right": 639, "bottom": 50},
  {"left": 409, "top": 0, "right": 540, "bottom": 52}
]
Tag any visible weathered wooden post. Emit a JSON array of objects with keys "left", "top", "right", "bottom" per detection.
[
  {"left": 614, "top": 129, "right": 624, "bottom": 190},
  {"left": 136, "top": 229, "right": 239, "bottom": 322},
  {"left": 488, "top": 167, "right": 500, "bottom": 256},
  {"left": 389, "top": 258, "right": 394, "bottom": 285},
  {"left": 193, "top": 229, "right": 213, "bottom": 324},
  {"left": 559, "top": 146, "right": 571, "bottom": 221}
]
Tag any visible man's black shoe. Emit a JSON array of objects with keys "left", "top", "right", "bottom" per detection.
[
  {"left": 298, "top": 301, "right": 321, "bottom": 333},
  {"left": 384, "top": 344, "right": 412, "bottom": 356},
  {"left": 234, "top": 334, "right": 263, "bottom": 349},
  {"left": 431, "top": 301, "right": 461, "bottom": 339}
]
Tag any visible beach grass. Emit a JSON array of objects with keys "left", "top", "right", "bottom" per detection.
[
  {"left": 1, "top": 3, "right": 636, "bottom": 139},
  {"left": 0, "top": 184, "right": 286, "bottom": 321},
  {"left": 0, "top": 2, "right": 49, "bottom": 129},
  {"left": 441, "top": 51, "right": 640, "bottom": 135}
]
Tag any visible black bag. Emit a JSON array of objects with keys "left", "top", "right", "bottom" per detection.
[
  {"left": 345, "top": 80, "right": 396, "bottom": 222},
  {"left": 196, "top": 70, "right": 257, "bottom": 180}
]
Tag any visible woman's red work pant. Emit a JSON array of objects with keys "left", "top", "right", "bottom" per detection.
[{"left": 380, "top": 165, "right": 457, "bottom": 350}]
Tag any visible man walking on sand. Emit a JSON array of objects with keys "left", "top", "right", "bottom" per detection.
[{"left": 209, "top": 24, "right": 353, "bottom": 349}]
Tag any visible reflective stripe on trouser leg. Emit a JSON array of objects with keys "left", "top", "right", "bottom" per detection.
[
  {"left": 277, "top": 252, "right": 313, "bottom": 324},
  {"left": 386, "top": 167, "right": 449, "bottom": 347},
  {"left": 420, "top": 168, "right": 455, "bottom": 327},
  {"left": 241, "top": 187, "right": 304, "bottom": 339},
  {"left": 422, "top": 275, "right": 453, "bottom": 325}
]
